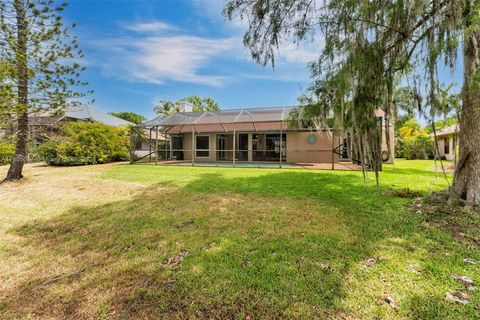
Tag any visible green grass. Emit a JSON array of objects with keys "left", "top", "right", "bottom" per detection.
[{"left": 1, "top": 160, "right": 479, "bottom": 319}]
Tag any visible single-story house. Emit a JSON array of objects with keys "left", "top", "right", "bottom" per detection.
[
  {"left": 2, "top": 105, "right": 135, "bottom": 143},
  {"left": 131, "top": 114, "right": 167, "bottom": 158},
  {"left": 133, "top": 102, "right": 394, "bottom": 168},
  {"left": 432, "top": 124, "right": 459, "bottom": 161}
]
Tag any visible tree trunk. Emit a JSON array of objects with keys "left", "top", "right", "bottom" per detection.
[
  {"left": 449, "top": 0, "right": 480, "bottom": 209},
  {"left": 5, "top": 0, "right": 28, "bottom": 181}
]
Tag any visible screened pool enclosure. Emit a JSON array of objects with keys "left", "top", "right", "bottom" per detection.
[{"left": 129, "top": 106, "right": 387, "bottom": 170}]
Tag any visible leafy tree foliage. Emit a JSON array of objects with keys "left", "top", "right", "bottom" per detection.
[
  {"left": 109, "top": 112, "right": 146, "bottom": 125},
  {"left": 154, "top": 100, "right": 179, "bottom": 116},
  {"left": 38, "top": 122, "right": 129, "bottom": 166},
  {"left": 0, "top": 141, "right": 15, "bottom": 164},
  {"left": 0, "top": 59, "right": 15, "bottom": 114},
  {"left": 0, "top": 0, "right": 87, "bottom": 180},
  {"left": 395, "top": 118, "right": 435, "bottom": 160},
  {"left": 154, "top": 96, "right": 220, "bottom": 115},
  {"left": 399, "top": 118, "right": 423, "bottom": 138},
  {"left": 432, "top": 116, "right": 459, "bottom": 132},
  {"left": 402, "top": 135, "right": 435, "bottom": 160},
  {"left": 394, "top": 114, "right": 414, "bottom": 137},
  {"left": 184, "top": 95, "right": 220, "bottom": 112}
]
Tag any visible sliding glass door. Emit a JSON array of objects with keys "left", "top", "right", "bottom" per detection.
[
  {"left": 216, "top": 134, "right": 228, "bottom": 160},
  {"left": 252, "top": 133, "right": 286, "bottom": 161}
]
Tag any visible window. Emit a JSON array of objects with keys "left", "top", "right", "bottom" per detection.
[
  {"left": 444, "top": 137, "right": 450, "bottom": 155},
  {"left": 196, "top": 135, "right": 209, "bottom": 157}
]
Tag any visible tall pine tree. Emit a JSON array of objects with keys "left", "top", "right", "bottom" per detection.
[{"left": 0, "top": 0, "right": 87, "bottom": 180}]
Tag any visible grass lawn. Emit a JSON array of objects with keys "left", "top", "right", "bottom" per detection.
[{"left": 0, "top": 160, "right": 479, "bottom": 319}]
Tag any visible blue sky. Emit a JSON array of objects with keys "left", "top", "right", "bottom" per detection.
[
  {"left": 63, "top": 0, "right": 320, "bottom": 119},
  {"left": 63, "top": 1, "right": 462, "bottom": 121}
]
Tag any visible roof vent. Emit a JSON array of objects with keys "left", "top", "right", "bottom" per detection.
[{"left": 177, "top": 101, "right": 193, "bottom": 113}]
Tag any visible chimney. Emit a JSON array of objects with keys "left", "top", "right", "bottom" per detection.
[{"left": 177, "top": 101, "right": 193, "bottom": 113}]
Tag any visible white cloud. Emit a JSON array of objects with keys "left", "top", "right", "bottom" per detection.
[
  {"left": 84, "top": 16, "right": 320, "bottom": 87},
  {"left": 191, "top": 0, "right": 322, "bottom": 65},
  {"left": 125, "top": 21, "right": 176, "bottom": 33},
  {"left": 274, "top": 40, "right": 322, "bottom": 66},
  {"left": 89, "top": 29, "right": 239, "bottom": 86},
  {"left": 191, "top": 0, "right": 249, "bottom": 31}
]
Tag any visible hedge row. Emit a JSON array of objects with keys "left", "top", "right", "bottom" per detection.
[
  {"left": 396, "top": 135, "right": 435, "bottom": 160},
  {"left": 38, "top": 122, "right": 129, "bottom": 166}
]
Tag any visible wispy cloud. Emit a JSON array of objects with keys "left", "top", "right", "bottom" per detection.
[
  {"left": 191, "top": 0, "right": 247, "bottom": 31},
  {"left": 191, "top": 0, "right": 322, "bottom": 66},
  {"left": 125, "top": 21, "right": 176, "bottom": 33},
  {"left": 84, "top": 15, "right": 318, "bottom": 87},
  {"left": 83, "top": 21, "right": 242, "bottom": 87},
  {"left": 87, "top": 21, "right": 240, "bottom": 87},
  {"left": 276, "top": 41, "right": 320, "bottom": 65}
]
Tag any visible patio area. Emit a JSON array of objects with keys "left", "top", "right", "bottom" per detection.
[{"left": 154, "top": 160, "right": 363, "bottom": 170}]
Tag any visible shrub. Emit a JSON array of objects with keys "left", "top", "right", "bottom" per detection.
[
  {"left": 39, "top": 122, "right": 129, "bottom": 166},
  {"left": 0, "top": 142, "right": 15, "bottom": 165},
  {"left": 395, "top": 138, "right": 405, "bottom": 158},
  {"left": 403, "top": 134, "right": 435, "bottom": 160}
]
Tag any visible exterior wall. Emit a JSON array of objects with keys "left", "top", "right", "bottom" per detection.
[
  {"left": 182, "top": 131, "right": 341, "bottom": 163},
  {"left": 286, "top": 131, "right": 340, "bottom": 163},
  {"left": 178, "top": 124, "right": 393, "bottom": 164},
  {"left": 437, "top": 134, "right": 457, "bottom": 161},
  {"left": 183, "top": 133, "right": 218, "bottom": 162}
]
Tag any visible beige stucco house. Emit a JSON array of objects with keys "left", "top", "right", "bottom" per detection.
[
  {"left": 133, "top": 103, "right": 394, "bottom": 167},
  {"left": 433, "top": 124, "right": 459, "bottom": 161}
]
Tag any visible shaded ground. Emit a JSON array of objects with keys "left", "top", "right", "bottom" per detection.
[{"left": 0, "top": 160, "right": 478, "bottom": 319}]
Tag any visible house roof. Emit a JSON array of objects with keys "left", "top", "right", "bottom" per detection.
[
  {"left": 30, "top": 105, "right": 133, "bottom": 127},
  {"left": 63, "top": 105, "right": 133, "bottom": 126},
  {"left": 433, "top": 124, "right": 459, "bottom": 137},
  {"left": 137, "top": 107, "right": 296, "bottom": 128}
]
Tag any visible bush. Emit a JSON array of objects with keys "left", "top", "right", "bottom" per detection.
[
  {"left": 0, "top": 142, "right": 15, "bottom": 165},
  {"left": 402, "top": 134, "right": 435, "bottom": 160},
  {"left": 395, "top": 138, "right": 405, "bottom": 158},
  {"left": 39, "top": 122, "right": 130, "bottom": 166}
]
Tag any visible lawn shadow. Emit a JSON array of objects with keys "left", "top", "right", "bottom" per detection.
[{"left": 3, "top": 169, "right": 459, "bottom": 319}]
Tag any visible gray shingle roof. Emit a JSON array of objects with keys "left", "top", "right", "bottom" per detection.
[
  {"left": 432, "top": 124, "right": 459, "bottom": 137},
  {"left": 65, "top": 105, "right": 133, "bottom": 127},
  {"left": 30, "top": 105, "right": 134, "bottom": 127}
]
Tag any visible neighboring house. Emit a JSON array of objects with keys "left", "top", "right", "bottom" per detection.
[
  {"left": 432, "top": 124, "right": 459, "bottom": 161},
  {"left": 2, "top": 105, "right": 135, "bottom": 145},
  {"left": 2, "top": 105, "right": 133, "bottom": 137},
  {"left": 29, "top": 105, "right": 134, "bottom": 128},
  {"left": 24, "top": 105, "right": 133, "bottom": 142},
  {"left": 134, "top": 102, "right": 395, "bottom": 166},
  {"left": 131, "top": 114, "right": 167, "bottom": 158}
]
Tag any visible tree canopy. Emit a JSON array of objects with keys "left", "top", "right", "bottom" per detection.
[
  {"left": 225, "top": 0, "right": 480, "bottom": 208},
  {"left": 1, "top": 0, "right": 87, "bottom": 180},
  {"left": 154, "top": 96, "right": 220, "bottom": 115},
  {"left": 109, "top": 112, "right": 146, "bottom": 125}
]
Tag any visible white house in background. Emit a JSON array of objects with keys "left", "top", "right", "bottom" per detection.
[{"left": 433, "top": 124, "right": 459, "bottom": 161}]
